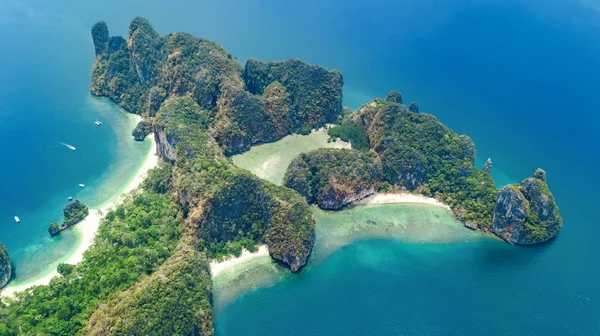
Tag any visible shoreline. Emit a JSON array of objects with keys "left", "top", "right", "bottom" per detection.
[
  {"left": 2, "top": 133, "right": 158, "bottom": 298},
  {"left": 354, "top": 192, "right": 452, "bottom": 211},
  {"left": 210, "top": 245, "right": 269, "bottom": 277}
]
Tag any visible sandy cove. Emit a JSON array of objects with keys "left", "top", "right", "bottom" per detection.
[
  {"left": 210, "top": 245, "right": 269, "bottom": 277},
  {"left": 2, "top": 134, "right": 158, "bottom": 298},
  {"left": 355, "top": 192, "right": 452, "bottom": 211}
]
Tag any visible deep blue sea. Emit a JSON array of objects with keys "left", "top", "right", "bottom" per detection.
[{"left": 2, "top": 0, "right": 599, "bottom": 334}]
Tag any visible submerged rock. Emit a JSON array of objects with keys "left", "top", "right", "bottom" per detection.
[
  {"left": 492, "top": 169, "right": 562, "bottom": 244},
  {"left": 0, "top": 243, "right": 11, "bottom": 288}
]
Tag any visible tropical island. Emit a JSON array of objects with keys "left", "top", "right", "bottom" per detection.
[
  {"left": 48, "top": 200, "right": 90, "bottom": 236},
  {"left": 0, "top": 17, "right": 562, "bottom": 335}
]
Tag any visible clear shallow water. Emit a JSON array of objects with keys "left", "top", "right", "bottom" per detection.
[
  {"left": 2, "top": 0, "right": 599, "bottom": 334},
  {"left": 213, "top": 203, "right": 490, "bottom": 315},
  {"left": 231, "top": 129, "right": 348, "bottom": 185},
  {"left": 0, "top": 10, "right": 151, "bottom": 284}
]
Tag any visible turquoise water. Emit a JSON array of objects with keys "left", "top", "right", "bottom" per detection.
[
  {"left": 3, "top": 0, "right": 599, "bottom": 334},
  {"left": 0, "top": 7, "right": 151, "bottom": 284}
]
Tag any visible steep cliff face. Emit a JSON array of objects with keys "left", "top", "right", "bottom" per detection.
[
  {"left": 0, "top": 243, "right": 12, "bottom": 288},
  {"left": 284, "top": 148, "right": 382, "bottom": 210},
  {"left": 199, "top": 172, "right": 315, "bottom": 271},
  {"left": 492, "top": 169, "right": 562, "bottom": 244}
]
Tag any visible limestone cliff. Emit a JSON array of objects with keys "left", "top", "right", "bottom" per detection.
[
  {"left": 492, "top": 169, "right": 562, "bottom": 244},
  {"left": 0, "top": 243, "right": 12, "bottom": 288},
  {"left": 284, "top": 148, "right": 382, "bottom": 210}
]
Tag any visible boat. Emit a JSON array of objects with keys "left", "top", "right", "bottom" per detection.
[
  {"left": 14, "top": 216, "right": 20, "bottom": 223},
  {"left": 58, "top": 142, "right": 76, "bottom": 151},
  {"left": 95, "top": 120, "right": 102, "bottom": 126},
  {"left": 67, "top": 196, "right": 73, "bottom": 201},
  {"left": 79, "top": 184, "right": 85, "bottom": 188}
]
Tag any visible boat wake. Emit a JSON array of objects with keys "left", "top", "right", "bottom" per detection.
[{"left": 57, "top": 142, "right": 76, "bottom": 151}]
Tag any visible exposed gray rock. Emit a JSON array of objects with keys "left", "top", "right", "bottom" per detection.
[
  {"left": 386, "top": 90, "right": 403, "bottom": 104},
  {"left": 0, "top": 244, "right": 12, "bottom": 288},
  {"left": 483, "top": 158, "right": 492, "bottom": 173},
  {"left": 408, "top": 101, "right": 419, "bottom": 113},
  {"left": 154, "top": 128, "right": 177, "bottom": 161},
  {"left": 492, "top": 170, "right": 562, "bottom": 245},
  {"left": 319, "top": 185, "right": 376, "bottom": 210}
]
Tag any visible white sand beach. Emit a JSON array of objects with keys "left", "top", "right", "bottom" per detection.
[
  {"left": 356, "top": 193, "right": 452, "bottom": 211},
  {"left": 2, "top": 135, "right": 158, "bottom": 298},
  {"left": 210, "top": 245, "right": 270, "bottom": 277}
]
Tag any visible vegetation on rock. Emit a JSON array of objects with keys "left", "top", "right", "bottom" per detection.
[
  {"left": 0, "top": 244, "right": 11, "bottom": 289},
  {"left": 132, "top": 120, "right": 152, "bottom": 141},
  {"left": 48, "top": 222, "right": 61, "bottom": 236},
  {"left": 1, "top": 167, "right": 185, "bottom": 335},
  {"left": 492, "top": 170, "right": 562, "bottom": 244},
  {"left": 63, "top": 200, "right": 89, "bottom": 227},
  {"left": 284, "top": 148, "right": 382, "bottom": 210}
]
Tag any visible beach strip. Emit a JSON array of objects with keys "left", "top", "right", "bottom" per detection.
[
  {"left": 355, "top": 192, "right": 452, "bottom": 211},
  {"left": 2, "top": 135, "right": 158, "bottom": 298},
  {"left": 210, "top": 245, "right": 269, "bottom": 277}
]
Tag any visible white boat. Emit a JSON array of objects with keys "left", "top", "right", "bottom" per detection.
[
  {"left": 58, "top": 142, "right": 76, "bottom": 151},
  {"left": 79, "top": 184, "right": 85, "bottom": 188},
  {"left": 95, "top": 120, "right": 102, "bottom": 126},
  {"left": 14, "top": 216, "right": 20, "bottom": 223}
]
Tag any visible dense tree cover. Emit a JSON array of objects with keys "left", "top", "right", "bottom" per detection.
[
  {"left": 352, "top": 97, "right": 498, "bottom": 230},
  {"left": 285, "top": 96, "right": 498, "bottom": 229},
  {"left": 284, "top": 149, "right": 382, "bottom": 210},
  {"left": 91, "top": 22, "right": 109, "bottom": 56},
  {"left": 244, "top": 58, "right": 343, "bottom": 134},
  {"left": 83, "top": 240, "right": 213, "bottom": 336},
  {"left": 154, "top": 95, "right": 315, "bottom": 271},
  {"left": 327, "top": 124, "right": 370, "bottom": 150},
  {"left": 63, "top": 200, "right": 89, "bottom": 227},
  {"left": 0, "top": 167, "right": 184, "bottom": 335},
  {"left": 91, "top": 18, "right": 343, "bottom": 155}
]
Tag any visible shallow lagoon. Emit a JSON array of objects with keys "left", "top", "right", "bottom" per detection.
[{"left": 216, "top": 131, "right": 491, "bottom": 318}]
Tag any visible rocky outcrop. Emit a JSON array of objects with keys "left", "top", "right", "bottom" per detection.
[
  {"left": 91, "top": 21, "right": 109, "bottom": 56},
  {"left": 386, "top": 90, "right": 403, "bottom": 104},
  {"left": 48, "top": 222, "right": 61, "bottom": 236},
  {"left": 132, "top": 120, "right": 151, "bottom": 141},
  {"left": 0, "top": 243, "right": 12, "bottom": 288},
  {"left": 284, "top": 148, "right": 382, "bottom": 210},
  {"left": 483, "top": 158, "right": 492, "bottom": 173},
  {"left": 492, "top": 169, "right": 562, "bottom": 244},
  {"left": 408, "top": 101, "right": 419, "bottom": 113},
  {"left": 154, "top": 129, "right": 177, "bottom": 161}
]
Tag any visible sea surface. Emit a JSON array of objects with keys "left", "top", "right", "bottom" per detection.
[
  {"left": 2, "top": 0, "right": 599, "bottom": 334},
  {"left": 0, "top": 7, "right": 151, "bottom": 284}
]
